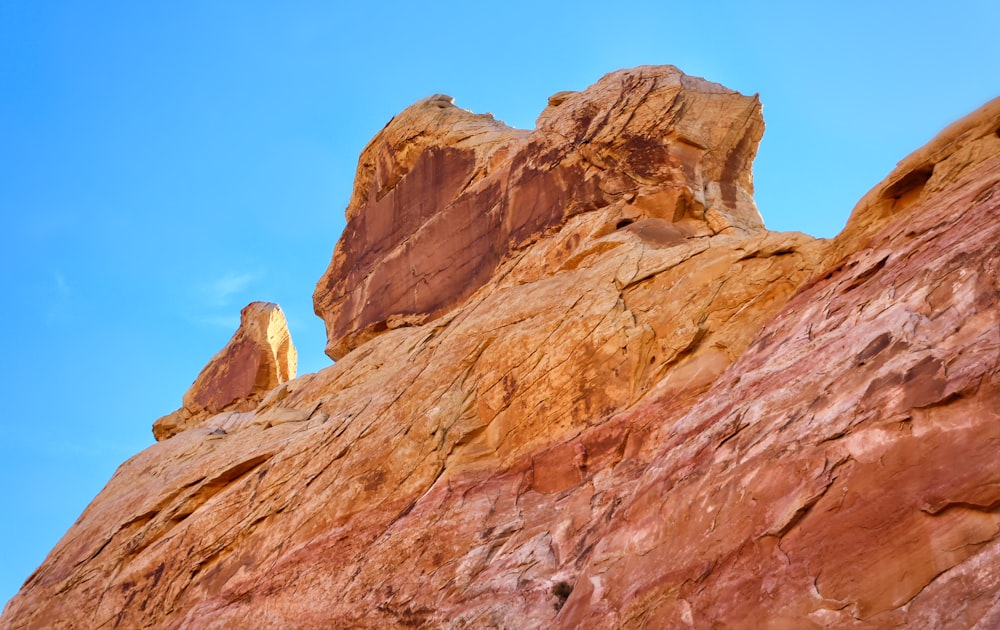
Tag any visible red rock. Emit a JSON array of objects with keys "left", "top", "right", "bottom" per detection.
[
  {"left": 152, "top": 301, "right": 297, "bottom": 440},
  {"left": 4, "top": 70, "right": 999, "bottom": 629}
]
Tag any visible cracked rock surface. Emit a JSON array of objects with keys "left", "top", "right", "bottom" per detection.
[
  {"left": 313, "top": 65, "right": 767, "bottom": 361},
  {"left": 3, "top": 67, "right": 999, "bottom": 629}
]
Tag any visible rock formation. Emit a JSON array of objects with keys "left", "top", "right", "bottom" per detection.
[
  {"left": 152, "top": 301, "right": 297, "bottom": 440},
  {"left": 313, "top": 67, "right": 766, "bottom": 360},
  {"left": 558, "top": 95, "right": 1000, "bottom": 628},
  {"left": 3, "top": 66, "right": 999, "bottom": 629}
]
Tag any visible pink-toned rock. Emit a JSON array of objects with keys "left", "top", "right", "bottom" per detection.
[
  {"left": 152, "top": 301, "right": 297, "bottom": 440},
  {"left": 559, "top": 96, "right": 1000, "bottom": 629},
  {"left": 3, "top": 70, "right": 999, "bottom": 630}
]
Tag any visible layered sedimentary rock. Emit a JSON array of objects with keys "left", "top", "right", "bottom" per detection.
[
  {"left": 152, "top": 302, "right": 297, "bottom": 440},
  {"left": 3, "top": 67, "right": 999, "bottom": 629}
]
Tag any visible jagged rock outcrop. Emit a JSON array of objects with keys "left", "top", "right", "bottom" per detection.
[
  {"left": 313, "top": 66, "right": 766, "bottom": 360},
  {"left": 152, "top": 302, "right": 297, "bottom": 440},
  {"left": 3, "top": 67, "right": 999, "bottom": 629}
]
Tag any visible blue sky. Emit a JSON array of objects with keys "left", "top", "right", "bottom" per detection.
[{"left": 1, "top": 0, "right": 997, "bottom": 607}]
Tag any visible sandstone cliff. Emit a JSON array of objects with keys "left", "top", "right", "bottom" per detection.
[{"left": 3, "top": 66, "right": 999, "bottom": 629}]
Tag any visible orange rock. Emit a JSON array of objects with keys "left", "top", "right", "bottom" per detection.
[
  {"left": 313, "top": 65, "right": 766, "bottom": 360},
  {"left": 4, "top": 70, "right": 999, "bottom": 629},
  {"left": 152, "top": 301, "right": 297, "bottom": 440}
]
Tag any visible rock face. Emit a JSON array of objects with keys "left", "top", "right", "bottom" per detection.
[
  {"left": 313, "top": 66, "right": 766, "bottom": 360},
  {"left": 152, "top": 302, "right": 297, "bottom": 440},
  {"left": 558, "top": 96, "right": 1000, "bottom": 628},
  {"left": 4, "top": 67, "right": 1000, "bottom": 629}
]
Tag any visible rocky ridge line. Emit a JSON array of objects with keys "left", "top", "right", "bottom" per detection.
[{"left": 2, "top": 67, "right": 999, "bottom": 629}]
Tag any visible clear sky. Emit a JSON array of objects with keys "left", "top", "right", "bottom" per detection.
[{"left": 1, "top": 0, "right": 997, "bottom": 608}]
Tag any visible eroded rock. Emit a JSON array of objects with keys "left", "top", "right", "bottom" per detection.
[
  {"left": 313, "top": 65, "right": 766, "bottom": 360},
  {"left": 4, "top": 71, "right": 999, "bottom": 630},
  {"left": 560, "top": 95, "right": 1000, "bottom": 629},
  {"left": 152, "top": 302, "right": 297, "bottom": 440}
]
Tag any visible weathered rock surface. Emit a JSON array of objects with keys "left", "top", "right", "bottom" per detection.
[
  {"left": 152, "top": 302, "right": 297, "bottom": 440},
  {"left": 559, "top": 96, "right": 1000, "bottom": 628},
  {"left": 313, "top": 66, "right": 766, "bottom": 360},
  {"left": 3, "top": 68, "right": 999, "bottom": 629}
]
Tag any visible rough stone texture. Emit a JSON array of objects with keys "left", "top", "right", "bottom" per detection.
[
  {"left": 3, "top": 68, "right": 1000, "bottom": 629},
  {"left": 152, "top": 302, "right": 297, "bottom": 441},
  {"left": 559, "top": 99, "right": 1000, "bottom": 628},
  {"left": 313, "top": 66, "right": 766, "bottom": 360}
]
